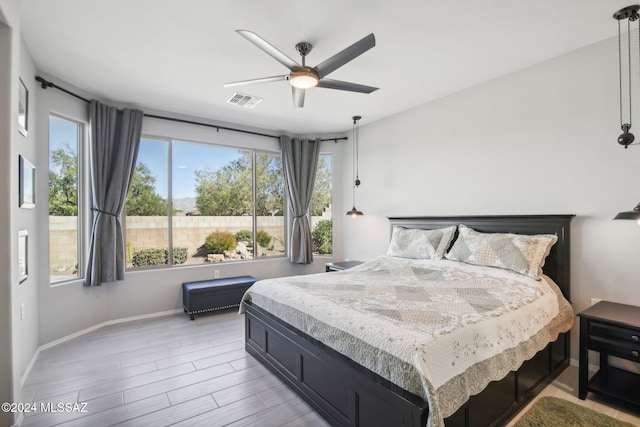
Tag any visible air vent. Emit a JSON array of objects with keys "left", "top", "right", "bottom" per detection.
[{"left": 227, "top": 93, "right": 263, "bottom": 109}]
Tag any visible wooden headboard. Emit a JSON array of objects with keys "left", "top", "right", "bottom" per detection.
[{"left": 387, "top": 215, "right": 574, "bottom": 301}]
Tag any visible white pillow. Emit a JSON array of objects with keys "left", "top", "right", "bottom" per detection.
[
  {"left": 445, "top": 224, "right": 557, "bottom": 280},
  {"left": 386, "top": 226, "right": 457, "bottom": 259}
]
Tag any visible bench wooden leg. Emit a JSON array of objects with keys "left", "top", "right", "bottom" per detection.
[{"left": 190, "top": 313, "right": 195, "bottom": 320}]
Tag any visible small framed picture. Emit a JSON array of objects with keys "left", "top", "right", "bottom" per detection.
[
  {"left": 18, "top": 78, "right": 28, "bottom": 137},
  {"left": 18, "top": 230, "right": 28, "bottom": 284},
  {"left": 19, "top": 155, "right": 35, "bottom": 208}
]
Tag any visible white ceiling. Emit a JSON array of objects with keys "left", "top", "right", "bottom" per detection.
[{"left": 20, "top": 0, "right": 634, "bottom": 135}]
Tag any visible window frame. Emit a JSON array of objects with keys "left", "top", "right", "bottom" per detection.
[
  {"left": 124, "top": 136, "right": 287, "bottom": 271},
  {"left": 48, "top": 113, "right": 87, "bottom": 285},
  {"left": 311, "top": 152, "right": 333, "bottom": 257}
]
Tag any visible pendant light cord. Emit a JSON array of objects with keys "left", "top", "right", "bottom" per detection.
[
  {"left": 618, "top": 18, "right": 633, "bottom": 132},
  {"left": 628, "top": 18, "right": 633, "bottom": 130},
  {"left": 352, "top": 119, "right": 357, "bottom": 204},
  {"left": 355, "top": 119, "right": 360, "bottom": 186},
  {"left": 619, "top": 19, "right": 623, "bottom": 130}
]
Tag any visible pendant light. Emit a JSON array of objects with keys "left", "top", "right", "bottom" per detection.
[
  {"left": 614, "top": 6, "right": 640, "bottom": 221},
  {"left": 614, "top": 202, "right": 640, "bottom": 222},
  {"left": 614, "top": 5, "right": 640, "bottom": 148},
  {"left": 346, "top": 116, "right": 363, "bottom": 217}
]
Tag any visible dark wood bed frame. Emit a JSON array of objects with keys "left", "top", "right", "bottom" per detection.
[{"left": 244, "top": 215, "right": 574, "bottom": 427}]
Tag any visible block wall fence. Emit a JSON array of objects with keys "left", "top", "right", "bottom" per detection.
[{"left": 49, "top": 214, "right": 331, "bottom": 272}]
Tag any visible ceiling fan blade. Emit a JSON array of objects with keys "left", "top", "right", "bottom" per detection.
[
  {"left": 316, "top": 78, "right": 379, "bottom": 94},
  {"left": 223, "top": 75, "right": 289, "bottom": 88},
  {"left": 292, "top": 87, "right": 305, "bottom": 108},
  {"left": 236, "top": 30, "right": 301, "bottom": 70},
  {"left": 314, "top": 33, "right": 375, "bottom": 78}
]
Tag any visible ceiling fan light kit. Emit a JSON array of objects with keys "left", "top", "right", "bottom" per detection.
[
  {"left": 289, "top": 70, "right": 319, "bottom": 89},
  {"left": 224, "top": 30, "right": 378, "bottom": 107}
]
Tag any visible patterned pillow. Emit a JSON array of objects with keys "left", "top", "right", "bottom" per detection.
[
  {"left": 445, "top": 224, "right": 558, "bottom": 280},
  {"left": 386, "top": 226, "right": 457, "bottom": 259}
]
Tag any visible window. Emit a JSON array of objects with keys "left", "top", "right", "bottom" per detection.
[
  {"left": 126, "top": 139, "right": 285, "bottom": 269},
  {"left": 311, "top": 153, "right": 332, "bottom": 255},
  {"left": 48, "top": 115, "right": 83, "bottom": 282},
  {"left": 125, "top": 138, "right": 169, "bottom": 268},
  {"left": 255, "top": 152, "right": 285, "bottom": 257}
]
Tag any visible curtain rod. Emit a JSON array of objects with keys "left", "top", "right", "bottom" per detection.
[{"left": 35, "top": 76, "right": 347, "bottom": 143}]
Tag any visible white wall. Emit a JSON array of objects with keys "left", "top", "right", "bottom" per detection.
[
  {"left": 15, "top": 36, "right": 40, "bottom": 400},
  {"left": 0, "top": 5, "right": 16, "bottom": 426},
  {"left": 341, "top": 34, "right": 640, "bottom": 358},
  {"left": 1, "top": 0, "right": 42, "bottom": 424},
  {"left": 35, "top": 81, "right": 347, "bottom": 345}
]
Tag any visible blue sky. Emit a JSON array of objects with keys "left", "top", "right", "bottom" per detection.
[
  {"left": 49, "top": 116, "right": 79, "bottom": 166},
  {"left": 49, "top": 119, "right": 243, "bottom": 200},
  {"left": 139, "top": 138, "right": 243, "bottom": 199},
  {"left": 49, "top": 120, "right": 330, "bottom": 201}
]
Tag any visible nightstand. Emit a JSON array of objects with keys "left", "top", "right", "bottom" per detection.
[
  {"left": 325, "top": 261, "right": 363, "bottom": 272},
  {"left": 578, "top": 301, "right": 640, "bottom": 409}
]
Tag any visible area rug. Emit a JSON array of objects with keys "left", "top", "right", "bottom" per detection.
[{"left": 514, "top": 396, "right": 637, "bottom": 427}]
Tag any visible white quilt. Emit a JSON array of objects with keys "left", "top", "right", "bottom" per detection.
[{"left": 241, "top": 256, "right": 574, "bottom": 427}]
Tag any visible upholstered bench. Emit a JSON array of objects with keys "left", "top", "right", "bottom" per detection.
[{"left": 182, "top": 275, "right": 257, "bottom": 320}]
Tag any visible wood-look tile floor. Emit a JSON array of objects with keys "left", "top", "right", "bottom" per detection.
[{"left": 19, "top": 311, "right": 640, "bottom": 427}]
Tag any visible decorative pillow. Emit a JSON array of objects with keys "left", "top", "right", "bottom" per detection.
[
  {"left": 386, "top": 226, "right": 456, "bottom": 259},
  {"left": 445, "top": 224, "right": 557, "bottom": 280}
]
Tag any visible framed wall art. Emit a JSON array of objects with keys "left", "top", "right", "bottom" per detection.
[
  {"left": 19, "top": 155, "right": 35, "bottom": 208},
  {"left": 18, "top": 78, "right": 28, "bottom": 136},
  {"left": 18, "top": 230, "right": 28, "bottom": 284}
]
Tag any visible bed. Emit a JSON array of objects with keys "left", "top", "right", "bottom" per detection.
[{"left": 241, "top": 215, "right": 574, "bottom": 427}]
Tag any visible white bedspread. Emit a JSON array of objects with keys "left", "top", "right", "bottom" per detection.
[{"left": 241, "top": 256, "right": 574, "bottom": 427}]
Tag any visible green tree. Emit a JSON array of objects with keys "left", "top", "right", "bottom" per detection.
[
  {"left": 256, "top": 153, "right": 283, "bottom": 216},
  {"left": 195, "top": 151, "right": 284, "bottom": 216},
  {"left": 310, "top": 156, "right": 331, "bottom": 216},
  {"left": 194, "top": 151, "right": 331, "bottom": 217},
  {"left": 49, "top": 145, "right": 78, "bottom": 216},
  {"left": 126, "top": 163, "right": 167, "bottom": 216},
  {"left": 195, "top": 153, "right": 252, "bottom": 216}
]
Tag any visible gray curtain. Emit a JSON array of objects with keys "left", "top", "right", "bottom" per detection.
[
  {"left": 280, "top": 136, "right": 321, "bottom": 264},
  {"left": 84, "top": 100, "right": 143, "bottom": 287}
]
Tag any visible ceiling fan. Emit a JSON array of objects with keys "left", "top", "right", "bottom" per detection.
[{"left": 224, "top": 30, "right": 379, "bottom": 108}]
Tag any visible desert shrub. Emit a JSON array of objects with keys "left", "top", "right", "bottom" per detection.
[
  {"left": 204, "top": 231, "right": 237, "bottom": 254},
  {"left": 312, "top": 219, "right": 332, "bottom": 253},
  {"left": 318, "top": 242, "right": 332, "bottom": 255},
  {"left": 257, "top": 230, "right": 272, "bottom": 248},
  {"left": 173, "top": 247, "right": 188, "bottom": 265},
  {"left": 236, "top": 230, "right": 252, "bottom": 243},
  {"left": 234, "top": 230, "right": 272, "bottom": 248},
  {"left": 132, "top": 248, "right": 166, "bottom": 266},
  {"left": 131, "top": 247, "right": 188, "bottom": 266}
]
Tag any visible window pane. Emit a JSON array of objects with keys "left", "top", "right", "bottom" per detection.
[
  {"left": 125, "top": 139, "right": 169, "bottom": 269},
  {"left": 49, "top": 116, "right": 81, "bottom": 282},
  {"left": 173, "top": 142, "right": 252, "bottom": 264},
  {"left": 311, "top": 154, "right": 333, "bottom": 255},
  {"left": 256, "top": 153, "right": 285, "bottom": 257}
]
